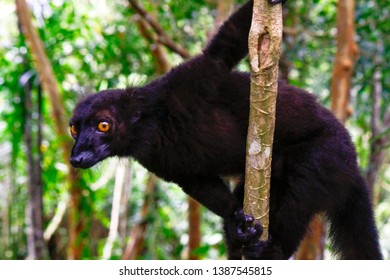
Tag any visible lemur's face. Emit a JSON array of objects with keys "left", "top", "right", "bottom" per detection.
[
  {"left": 69, "top": 88, "right": 143, "bottom": 169},
  {"left": 69, "top": 89, "right": 143, "bottom": 169},
  {"left": 69, "top": 102, "right": 119, "bottom": 169}
]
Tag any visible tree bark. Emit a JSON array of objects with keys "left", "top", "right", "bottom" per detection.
[
  {"left": 330, "top": 0, "right": 358, "bottom": 123},
  {"left": 244, "top": 0, "right": 283, "bottom": 241},
  {"left": 15, "top": 0, "right": 84, "bottom": 259},
  {"left": 295, "top": 214, "right": 325, "bottom": 259},
  {"left": 297, "top": 0, "right": 358, "bottom": 260},
  {"left": 188, "top": 197, "right": 201, "bottom": 260},
  {"left": 103, "top": 160, "right": 132, "bottom": 259},
  {"left": 122, "top": 174, "right": 157, "bottom": 260},
  {"left": 21, "top": 74, "right": 47, "bottom": 259},
  {"left": 134, "top": 14, "right": 171, "bottom": 74},
  {"left": 366, "top": 40, "right": 390, "bottom": 203},
  {"left": 128, "top": 0, "right": 190, "bottom": 59}
]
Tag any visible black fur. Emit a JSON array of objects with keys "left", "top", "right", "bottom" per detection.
[{"left": 69, "top": 0, "right": 382, "bottom": 259}]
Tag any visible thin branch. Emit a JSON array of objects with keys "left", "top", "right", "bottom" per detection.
[
  {"left": 330, "top": 0, "right": 359, "bottom": 123},
  {"left": 103, "top": 160, "right": 132, "bottom": 259},
  {"left": 128, "top": 0, "right": 190, "bottom": 59},
  {"left": 134, "top": 14, "right": 171, "bottom": 74},
  {"left": 188, "top": 197, "right": 201, "bottom": 260},
  {"left": 244, "top": 0, "right": 283, "bottom": 242},
  {"left": 44, "top": 196, "right": 69, "bottom": 241},
  {"left": 366, "top": 39, "right": 389, "bottom": 197},
  {"left": 122, "top": 174, "right": 157, "bottom": 260}
]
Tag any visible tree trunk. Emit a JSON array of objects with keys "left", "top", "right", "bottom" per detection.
[
  {"left": 366, "top": 40, "right": 390, "bottom": 204},
  {"left": 103, "top": 160, "right": 132, "bottom": 259},
  {"left": 134, "top": 14, "right": 171, "bottom": 74},
  {"left": 22, "top": 74, "right": 47, "bottom": 259},
  {"left": 15, "top": 0, "right": 85, "bottom": 259},
  {"left": 330, "top": 0, "right": 358, "bottom": 123},
  {"left": 297, "top": 0, "right": 358, "bottom": 260},
  {"left": 188, "top": 197, "right": 201, "bottom": 260},
  {"left": 294, "top": 214, "right": 325, "bottom": 259},
  {"left": 244, "top": 0, "right": 283, "bottom": 242},
  {"left": 299, "top": 0, "right": 358, "bottom": 260},
  {"left": 122, "top": 174, "right": 157, "bottom": 260}
]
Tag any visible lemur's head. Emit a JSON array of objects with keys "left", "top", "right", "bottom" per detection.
[{"left": 69, "top": 88, "right": 142, "bottom": 168}]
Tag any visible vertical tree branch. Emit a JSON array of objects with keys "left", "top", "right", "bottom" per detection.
[
  {"left": 244, "top": 0, "right": 282, "bottom": 241},
  {"left": 15, "top": 0, "right": 84, "bottom": 259},
  {"left": 330, "top": 0, "right": 358, "bottom": 123},
  {"left": 366, "top": 40, "right": 389, "bottom": 202},
  {"left": 21, "top": 74, "right": 47, "bottom": 259},
  {"left": 188, "top": 197, "right": 201, "bottom": 260},
  {"left": 122, "top": 174, "right": 157, "bottom": 260},
  {"left": 103, "top": 160, "right": 132, "bottom": 259},
  {"left": 295, "top": 214, "right": 325, "bottom": 259},
  {"left": 298, "top": 0, "right": 358, "bottom": 260},
  {"left": 133, "top": 14, "right": 171, "bottom": 74}
]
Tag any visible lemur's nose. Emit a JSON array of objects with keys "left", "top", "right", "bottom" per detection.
[{"left": 70, "top": 155, "right": 84, "bottom": 167}]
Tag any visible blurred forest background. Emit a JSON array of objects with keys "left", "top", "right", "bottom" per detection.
[{"left": 0, "top": 0, "right": 389, "bottom": 260}]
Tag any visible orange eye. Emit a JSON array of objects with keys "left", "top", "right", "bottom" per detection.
[
  {"left": 97, "top": 121, "right": 110, "bottom": 132},
  {"left": 70, "top": 125, "right": 77, "bottom": 137}
]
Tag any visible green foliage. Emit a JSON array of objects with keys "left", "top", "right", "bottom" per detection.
[
  {"left": 283, "top": 0, "right": 337, "bottom": 103},
  {"left": 0, "top": 0, "right": 389, "bottom": 259}
]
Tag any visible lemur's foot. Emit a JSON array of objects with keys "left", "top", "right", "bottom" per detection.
[{"left": 227, "top": 209, "right": 263, "bottom": 246}]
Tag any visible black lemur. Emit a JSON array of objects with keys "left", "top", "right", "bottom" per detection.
[{"left": 69, "top": 0, "right": 382, "bottom": 259}]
